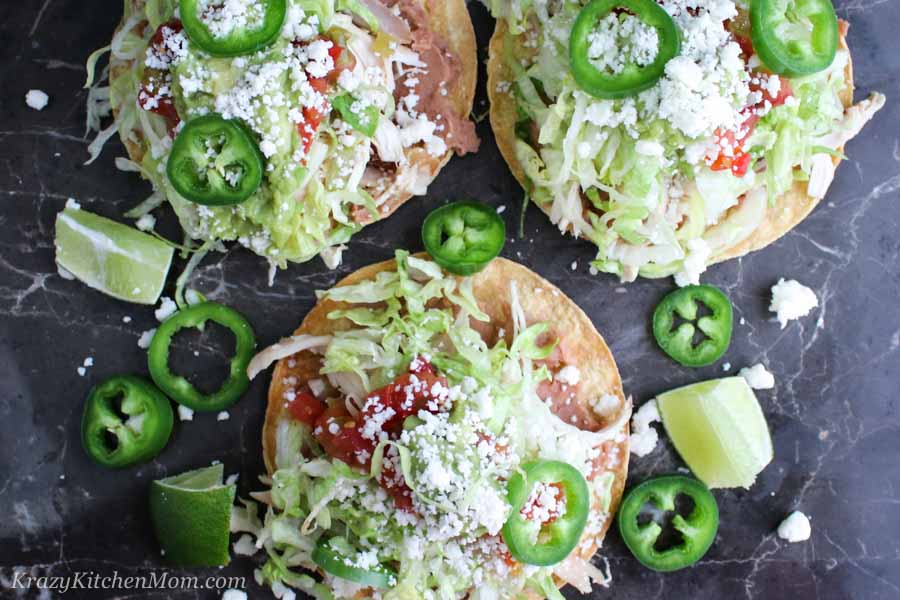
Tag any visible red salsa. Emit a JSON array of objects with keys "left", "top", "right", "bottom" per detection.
[
  {"left": 138, "top": 19, "right": 184, "bottom": 130},
  {"left": 286, "top": 356, "right": 449, "bottom": 511}
]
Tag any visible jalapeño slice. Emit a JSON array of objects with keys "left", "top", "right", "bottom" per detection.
[
  {"left": 652, "top": 284, "right": 733, "bottom": 367},
  {"left": 148, "top": 302, "right": 256, "bottom": 412},
  {"left": 81, "top": 375, "right": 174, "bottom": 468},
  {"left": 617, "top": 475, "right": 719, "bottom": 572},
  {"left": 750, "top": 0, "right": 838, "bottom": 77},
  {"left": 501, "top": 460, "right": 590, "bottom": 566},
  {"left": 312, "top": 540, "right": 398, "bottom": 588},
  {"left": 166, "top": 114, "right": 264, "bottom": 206},
  {"left": 570, "top": 0, "right": 680, "bottom": 99},
  {"left": 180, "top": 0, "right": 287, "bottom": 57},
  {"left": 422, "top": 201, "right": 506, "bottom": 276}
]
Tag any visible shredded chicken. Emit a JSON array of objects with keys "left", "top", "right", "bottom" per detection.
[{"left": 808, "top": 92, "right": 886, "bottom": 199}]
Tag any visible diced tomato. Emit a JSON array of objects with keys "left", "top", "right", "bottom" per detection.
[
  {"left": 750, "top": 75, "right": 793, "bottom": 108},
  {"left": 380, "top": 462, "right": 415, "bottom": 512},
  {"left": 286, "top": 390, "right": 325, "bottom": 425},
  {"left": 151, "top": 18, "right": 183, "bottom": 45},
  {"left": 327, "top": 42, "right": 343, "bottom": 64},
  {"left": 361, "top": 369, "right": 449, "bottom": 437},
  {"left": 498, "top": 543, "right": 518, "bottom": 567},
  {"left": 314, "top": 405, "right": 373, "bottom": 467},
  {"left": 735, "top": 34, "right": 754, "bottom": 59},
  {"left": 298, "top": 102, "right": 325, "bottom": 155}
]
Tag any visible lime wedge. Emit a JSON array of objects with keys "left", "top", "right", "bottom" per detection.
[
  {"left": 55, "top": 205, "right": 173, "bottom": 305},
  {"left": 656, "top": 377, "right": 773, "bottom": 489},
  {"left": 149, "top": 464, "right": 236, "bottom": 566}
]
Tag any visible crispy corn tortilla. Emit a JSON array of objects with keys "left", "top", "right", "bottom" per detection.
[
  {"left": 487, "top": 22, "right": 854, "bottom": 266},
  {"left": 109, "top": 0, "right": 477, "bottom": 226},
  {"left": 264, "top": 255, "right": 629, "bottom": 591}
]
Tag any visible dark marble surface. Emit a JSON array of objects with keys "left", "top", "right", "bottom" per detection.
[{"left": 1, "top": 0, "right": 899, "bottom": 598}]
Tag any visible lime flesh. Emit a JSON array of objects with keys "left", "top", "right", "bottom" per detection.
[
  {"left": 149, "top": 464, "right": 236, "bottom": 566},
  {"left": 55, "top": 206, "right": 173, "bottom": 305},
  {"left": 656, "top": 377, "right": 773, "bottom": 489}
]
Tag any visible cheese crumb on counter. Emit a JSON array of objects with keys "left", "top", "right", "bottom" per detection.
[
  {"left": 222, "top": 590, "right": 248, "bottom": 600},
  {"left": 770, "top": 279, "right": 818, "bottom": 329},
  {"left": 137, "top": 329, "right": 157, "bottom": 349},
  {"left": 154, "top": 296, "right": 178, "bottom": 322},
  {"left": 217, "top": 411, "right": 230, "bottom": 421},
  {"left": 777, "top": 511, "right": 811, "bottom": 543},
  {"left": 629, "top": 399, "right": 661, "bottom": 457},
  {"left": 739, "top": 363, "right": 775, "bottom": 390},
  {"left": 178, "top": 405, "right": 195, "bottom": 421},
  {"left": 25, "top": 89, "right": 49, "bottom": 111}
]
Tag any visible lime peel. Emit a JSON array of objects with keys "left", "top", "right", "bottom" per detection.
[
  {"left": 656, "top": 377, "right": 773, "bottom": 489},
  {"left": 149, "top": 464, "right": 236, "bottom": 567}
]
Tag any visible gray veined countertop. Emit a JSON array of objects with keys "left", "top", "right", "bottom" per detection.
[{"left": 1, "top": 0, "right": 899, "bottom": 598}]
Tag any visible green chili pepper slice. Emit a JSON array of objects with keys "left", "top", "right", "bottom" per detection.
[
  {"left": 750, "top": 0, "right": 838, "bottom": 77},
  {"left": 148, "top": 302, "right": 256, "bottom": 412},
  {"left": 501, "top": 460, "right": 590, "bottom": 566},
  {"left": 421, "top": 201, "right": 506, "bottom": 276},
  {"left": 569, "top": 0, "right": 680, "bottom": 99},
  {"left": 179, "top": 0, "right": 287, "bottom": 57},
  {"left": 312, "top": 540, "right": 398, "bottom": 588},
  {"left": 332, "top": 94, "right": 380, "bottom": 137},
  {"left": 167, "top": 115, "right": 264, "bottom": 206},
  {"left": 617, "top": 475, "right": 719, "bottom": 572},
  {"left": 81, "top": 375, "right": 174, "bottom": 468},
  {"left": 652, "top": 284, "right": 732, "bottom": 367}
]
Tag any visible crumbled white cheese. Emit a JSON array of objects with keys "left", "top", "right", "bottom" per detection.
[
  {"left": 137, "top": 328, "right": 157, "bottom": 349},
  {"left": 25, "top": 89, "right": 49, "bottom": 111},
  {"left": 178, "top": 405, "right": 195, "bottom": 421},
  {"left": 769, "top": 279, "right": 819, "bottom": 329},
  {"left": 65, "top": 198, "right": 81, "bottom": 210},
  {"left": 232, "top": 534, "right": 258, "bottom": 556},
  {"left": 199, "top": 0, "right": 267, "bottom": 39},
  {"left": 217, "top": 411, "right": 230, "bottom": 421},
  {"left": 556, "top": 365, "right": 581, "bottom": 386},
  {"left": 587, "top": 14, "right": 659, "bottom": 75},
  {"left": 629, "top": 399, "right": 661, "bottom": 457},
  {"left": 135, "top": 214, "right": 156, "bottom": 232},
  {"left": 590, "top": 393, "right": 620, "bottom": 416},
  {"left": 674, "top": 238, "right": 711, "bottom": 287},
  {"left": 154, "top": 297, "right": 178, "bottom": 322},
  {"left": 222, "top": 590, "right": 248, "bottom": 600},
  {"left": 739, "top": 363, "right": 775, "bottom": 390},
  {"left": 651, "top": 0, "right": 748, "bottom": 141},
  {"left": 777, "top": 511, "right": 811, "bottom": 543}
]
